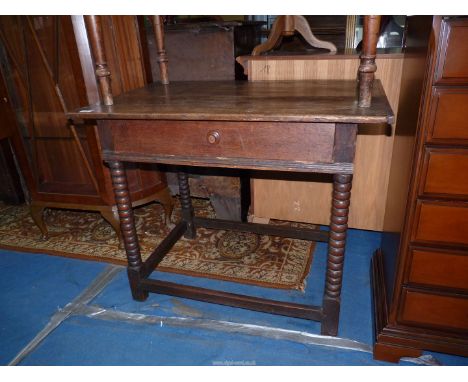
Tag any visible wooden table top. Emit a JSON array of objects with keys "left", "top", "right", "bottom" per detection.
[{"left": 68, "top": 80, "right": 394, "bottom": 124}]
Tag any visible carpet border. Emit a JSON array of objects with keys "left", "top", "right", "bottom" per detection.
[{"left": 0, "top": 241, "right": 316, "bottom": 291}]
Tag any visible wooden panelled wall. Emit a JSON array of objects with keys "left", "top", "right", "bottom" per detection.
[{"left": 248, "top": 55, "right": 403, "bottom": 230}]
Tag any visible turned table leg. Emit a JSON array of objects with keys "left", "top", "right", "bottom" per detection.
[
  {"left": 108, "top": 160, "right": 148, "bottom": 301},
  {"left": 321, "top": 174, "right": 352, "bottom": 336},
  {"left": 177, "top": 171, "right": 196, "bottom": 239}
]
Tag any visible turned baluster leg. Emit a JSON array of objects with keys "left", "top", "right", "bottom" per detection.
[
  {"left": 358, "top": 15, "right": 381, "bottom": 108},
  {"left": 321, "top": 174, "right": 352, "bottom": 336},
  {"left": 151, "top": 15, "right": 169, "bottom": 85},
  {"left": 84, "top": 15, "right": 113, "bottom": 106},
  {"left": 177, "top": 171, "right": 196, "bottom": 239},
  {"left": 108, "top": 160, "right": 148, "bottom": 301}
]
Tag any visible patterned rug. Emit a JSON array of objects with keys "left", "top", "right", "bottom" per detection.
[{"left": 0, "top": 199, "right": 316, "bottom": 290}]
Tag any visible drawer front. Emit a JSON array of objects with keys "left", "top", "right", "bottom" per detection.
[
  {"left": 400, "top": 289, "right": 468, "bottom": 331},
  {"left": 421, "top": 148, "right": 468, "bottom": 198},
  {"left": 435, "top": 19, "right": 468, "bottom": 84},
  {"left": 108, "top": 120, "right": 336, "bottom": 164},
  {"left": 428, "top": 88, "right": 468, "bottom": 142},
  {"left": 408, "top": 248, "right": 468, "bottom": 291},
  {"left": 413, "top": 201, "right": 468, "bottom": 246}
]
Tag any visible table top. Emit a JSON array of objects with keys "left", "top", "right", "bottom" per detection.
[{"left": 68, "top": 80, "right": 394, "bottom": 124}]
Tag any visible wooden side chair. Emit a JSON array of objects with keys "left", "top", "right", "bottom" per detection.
[{"left": 82, "top": 15, "right": 174, "bottom": 231}]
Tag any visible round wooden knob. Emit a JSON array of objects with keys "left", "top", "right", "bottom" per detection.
[{"left": 207, "top": 130, "right": 220, "bottom": 144}]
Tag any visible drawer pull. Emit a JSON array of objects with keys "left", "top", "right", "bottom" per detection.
[{"left": 207, "top": 130, "right": 220, "bottom": 144}]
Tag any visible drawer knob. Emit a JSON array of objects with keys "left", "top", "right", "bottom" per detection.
[{"left": 207, "top": 130, "right": 220, "bottom": 144}]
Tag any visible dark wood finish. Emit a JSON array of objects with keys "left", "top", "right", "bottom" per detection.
[
  {"left": 146, "top": 17, "right": 248, "bottom": 222},
  {"left": 102, "top": 150, "right": 354, "bottom": 174},
  {"left": 421, "top": 148, "right": 468, "bottom": 197},
  {"left": 371, "top": 250, "right": 424, "bottom": 363},
  {"left": 103, "top": 120, "right": 336, "bottom": 164},
  {"left": 434, "top": 18, "right": 468, "bottom": 84},
  {"left": 148, "top": 20, "right": 237, "bottom": 82},
  {"left": 373, "top": 342, "right": 423, "bottom": 364},
  {"left": 322, "top": 173, "right": 352, "bottom": 336},
  {"left": 69, "top": 79, "right": 393, "bottom": 124},
  {"left": 373, "top": 16, "right": 468, "bottom": 363},
  {"left": 68, "top": 17, "right": 393, "bottom": 337},
  {"left": 140, "top": 279, "right": 324, "bottom": 321},
  {"left": 84, "top": 15, "right": 113, "bottom": 105},
  {"left": 108, "top": 160, "right": 143, "bottom": 268},
  {"left": 427, "top": 88, "right": 468, "bottom": 142},
  {"left": 0, "top": 69, "right": 25, "bottom": 204},
  {"left": 108, "top": 160, "right": 147, "bottom": 301},
  {"left": 0, "top": 139, "right": 24, "bottom": 204},
  {"left": 142, "top": 221, "right": 187, "bottom": 278},
  {"left": 194, "top": 216, "right": 329, "bottom": 242},
  {"left": 80, "top": 120, "right": 384, "bottom": 338},
  {"left": 0, "top": 15, "right": 173, "bottom": 239},
  {"left": 177, "top": 171, "right": 196, "bottom": 239},
  {"left": 332, "top": 123, "right": 358, "bottom": 163},
  {"left": 151, "top": 16, "right": 169, "bottom": 85},
  {"left": 408, "top": 248, "right": 468, "bottom": 291},
  {"left": 358, "top": 15, "right": 381, "bottom": 107},
  {"left": 413, "top": 202, "right": 468, "bottom": 247},
  {"left": 399, "top": 289, "right": 468, "bottom": 331}
]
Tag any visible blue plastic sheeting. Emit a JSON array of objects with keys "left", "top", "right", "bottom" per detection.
[
  {"left": 0, "top": 249, "right": 107, "bottom": 364},
  {"left": 18, "top": 315, "right": 393, "bottom": 366},
  {"left": 91, "top": 229, "right": 381, "bottom": 345},
  {"left": 1, "top": 227, "right": 467, "bottom": 366}
]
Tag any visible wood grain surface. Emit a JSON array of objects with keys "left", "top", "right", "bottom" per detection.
[{"left": 68, "top": 79, "right": 393, "bottom": 124}]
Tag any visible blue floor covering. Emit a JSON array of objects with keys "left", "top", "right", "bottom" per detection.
[{"left": 1, "top": 228, "right": 467, "bottom": 366}]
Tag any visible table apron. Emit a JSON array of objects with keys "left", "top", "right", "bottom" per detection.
[{"left": 98, "top": 120, "right": 357, "bottom": 174}]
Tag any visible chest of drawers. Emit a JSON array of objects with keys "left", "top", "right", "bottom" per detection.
[{"left": 373, "top": 16, "right": 468, "bottom": 363}]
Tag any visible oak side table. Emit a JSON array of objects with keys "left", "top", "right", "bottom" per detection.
[{"left": 67, "top": 15, "right": 392, "bottom": 336}]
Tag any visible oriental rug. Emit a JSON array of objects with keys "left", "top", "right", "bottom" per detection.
[{"left": 0, "top": 199, "right": 316, "bottom": 290}]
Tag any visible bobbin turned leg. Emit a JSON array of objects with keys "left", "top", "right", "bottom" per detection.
[
  {"left": 108, "top": 160, "right": 148, "bottom": 301},
  {"left": 177, "top": 171, "right": 196, "bottom": 239},
  {"left": 321, "top": 174, "right": 352, "bottom": 336}
]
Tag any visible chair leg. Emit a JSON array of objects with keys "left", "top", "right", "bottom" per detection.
[
  {"left": 30, "top": 204, "right": 48, "bottom": 240},
  {"left": 321, "top": 174, "right": 352, "bottom": 336},
  {"left": 100, "top": 207, "right": 123, "bottom": 245},
  {"left": 153, "top": 186, "right": 175, "bottom": 227}
]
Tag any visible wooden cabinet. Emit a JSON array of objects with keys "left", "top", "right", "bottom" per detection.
[
  {"left": 0, "top": 71, "right": 25, "bottom": 204},
  {"left": 428, "top": 88, "right": 468, "bottom": 141},
  {"left": 0, "top": 16, "right": 173, "bottom": 239},
  {"left": 434, "top": 19, "right": 468, "bottom": 83},
  {"left": 372, "top": 16, "right": 468, "bottom": 363},
  {"left": 407, "top": 248, "right": 468, "bottom": 291}
]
